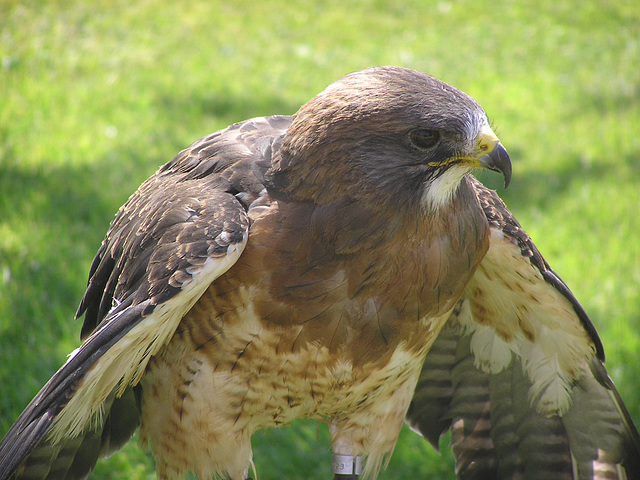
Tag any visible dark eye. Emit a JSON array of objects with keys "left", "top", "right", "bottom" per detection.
[{"left": 409, "top": 129, "right": 440, "bottom": 150}]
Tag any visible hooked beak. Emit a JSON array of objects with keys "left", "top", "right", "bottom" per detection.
[{"left": 478, "top": 142, "right": 512, "bottom": 188}]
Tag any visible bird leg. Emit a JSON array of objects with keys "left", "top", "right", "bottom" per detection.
[{"left": 331, "top": 454, "right": 362, "bottom": 479}]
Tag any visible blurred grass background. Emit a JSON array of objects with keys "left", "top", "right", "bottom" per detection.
[{"left": 1, "top": 0, "right": 639, "bottom": 478}]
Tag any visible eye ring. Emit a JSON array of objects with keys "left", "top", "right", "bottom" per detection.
[{"left": 409, "top": 128, "right": 440, "bottom": 150}]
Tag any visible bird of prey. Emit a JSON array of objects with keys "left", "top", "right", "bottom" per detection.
[{"left": 0, "top": 66, "right": 638, "bottom": 480}]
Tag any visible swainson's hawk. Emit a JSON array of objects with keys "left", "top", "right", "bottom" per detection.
[{"left": 0, "top": 66, "right": 638, "bottom": 480}]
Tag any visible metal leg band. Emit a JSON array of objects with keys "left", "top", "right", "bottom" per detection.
[{"left": 331, "top": 454, "right": 363, "bottom": 476}]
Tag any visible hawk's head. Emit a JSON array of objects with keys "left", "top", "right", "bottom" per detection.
[{"left": 267, "top": 66, "right": 511, "bottom": 212}]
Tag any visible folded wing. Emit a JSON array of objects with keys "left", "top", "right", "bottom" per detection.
[
  {"left": 0, "top": 116, "right": 293, "bottom": 479},
  {"left": 407, "top": 178, "right": 640, "bottom": 479}
]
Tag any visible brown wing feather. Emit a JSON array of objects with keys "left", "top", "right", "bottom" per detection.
[
  {"left": 0, "top": 116, "right": 290, "bottom": 480},
  {"left": 407, "top": 177, "right": 640, "bottom": 480}
]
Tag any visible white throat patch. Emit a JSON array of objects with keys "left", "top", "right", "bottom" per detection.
[{"left": 421, "top": 166, "right": 472, "bottom": 210}]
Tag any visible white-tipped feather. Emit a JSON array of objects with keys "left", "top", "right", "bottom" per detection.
[
  {"left": 468, "top": 324, "right": 517, "bottom": 374},
  {"left": 50, "top": 238, "right": 246, "bottom": 443},
  {"left": 463, "top": 228, "right": 595, "bottom": 416},
  {"left": 519, "top": 342, "right": 575, "bottom": 414}
]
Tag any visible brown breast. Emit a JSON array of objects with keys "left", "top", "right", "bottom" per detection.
[{"left": 192, "top": 177, "right": 488, "bottom": 370}]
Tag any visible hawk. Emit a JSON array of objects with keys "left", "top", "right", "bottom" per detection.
[{"left": 0, "top": 66, "right": 638, "bottom": 480}]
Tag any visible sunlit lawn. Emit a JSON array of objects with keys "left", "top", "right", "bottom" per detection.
[{"left": 1, "top": 1, "right": 638, "bottom": 478}]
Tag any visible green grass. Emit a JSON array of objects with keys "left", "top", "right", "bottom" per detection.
[{"left": 1, "top": 0, "right": 639, "bottom": 478}]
